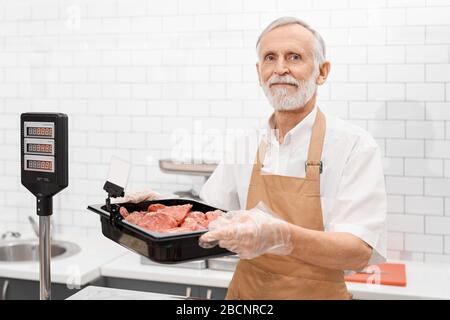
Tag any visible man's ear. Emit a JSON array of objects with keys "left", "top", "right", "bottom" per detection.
[
  {"left": 256, "top": 62, "right": 262, "bottom": 86},
  {"left": 316, "top": 61, "right": 331, "bottom": 86}
]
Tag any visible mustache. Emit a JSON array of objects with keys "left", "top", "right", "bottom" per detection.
[{"left": 267, "top": 75, "right": 300, "bottom": 87}]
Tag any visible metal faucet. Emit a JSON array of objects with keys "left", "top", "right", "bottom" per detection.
[
  {"left": 29, "top": 216, "right": 53, "bottom": 240},
  {"left": 28, "top": 216, "right": 39, "bottom": 237},
  {"left": 1, "top": 231, "right": 21, "bottom": 241}
]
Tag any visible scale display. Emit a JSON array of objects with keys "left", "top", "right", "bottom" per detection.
[
  {"left": 24, "top": 155, "right": 55, "bottom": 173},
  {"left": 21, "top": 113, "right": 68, "bottom": 207},
  {"left": 24, "top": 138, "right": 54, "bottom": 156},
  {"left": 24, "top": 122, "right": 55, "bottom": 138}
]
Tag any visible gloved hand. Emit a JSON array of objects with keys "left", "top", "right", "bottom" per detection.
[
  {"left": 111, "top": 188, "right": 177, "bottom": 204},
  {"left": 199, "top": 202, "right": 293, "bottom": 260}
]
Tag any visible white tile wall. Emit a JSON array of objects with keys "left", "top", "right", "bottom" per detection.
[{"left": 1, "top": 0, "right": 450, "bottom": 263}]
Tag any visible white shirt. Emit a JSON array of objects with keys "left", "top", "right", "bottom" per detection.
[{"left": 200, "top": 106, "right": 387, "bottom": 265}]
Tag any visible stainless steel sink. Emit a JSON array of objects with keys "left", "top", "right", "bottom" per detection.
[{"left": 0, "top": 239, "right": 81, "bottom": 263}]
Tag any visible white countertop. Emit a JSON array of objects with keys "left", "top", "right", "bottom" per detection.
[
  {"left": 67, "top": 286, "right": 181, "bottom": 300},
  {"left": 101, "top": 252, "right": 232, "bottom": 288},
  {"left": 101, "top": 252, "right": 450, "bottom": 300},
  {"left": 347, "top": 262, "right": 450, "bottom": 300},
  {"left": 0, "top": 229, "right": 128, "bottom": 287}
]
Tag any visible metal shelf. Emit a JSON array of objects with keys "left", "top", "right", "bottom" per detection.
[{"left": 159, "top": 159, "right": 218, "bottom": 177}]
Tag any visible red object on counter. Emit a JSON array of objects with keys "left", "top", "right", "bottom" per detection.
[{"left": 344, "top": 263, "right": 407, "bottom": 287}]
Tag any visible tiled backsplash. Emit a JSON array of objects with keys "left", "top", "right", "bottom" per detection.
[{"left": 1, "top": 0, "right": 449, "bottom": 263}]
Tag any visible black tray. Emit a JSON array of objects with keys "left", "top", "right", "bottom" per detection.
[{"left": 87, "top": 199, "right": 233, "bottom": 264}]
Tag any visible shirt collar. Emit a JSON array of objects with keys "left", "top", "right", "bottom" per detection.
[{"left": 267, "top": 105, "right": 318, "bottom": 146}]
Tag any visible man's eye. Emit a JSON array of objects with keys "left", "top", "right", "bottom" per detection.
[
  {"left": 265, "top": 55, "right": 275, "bottom": 61},
  {"left": 289, "top": 54, "right": 301, "bottom": 61}
]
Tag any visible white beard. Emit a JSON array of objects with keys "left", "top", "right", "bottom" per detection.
[{"left": 262, "top": 73, "right": 318, "bottom": 111}]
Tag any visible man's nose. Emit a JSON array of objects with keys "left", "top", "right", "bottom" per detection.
[{"left": 274, "top": 58, "right": 289, "bottom": 75}]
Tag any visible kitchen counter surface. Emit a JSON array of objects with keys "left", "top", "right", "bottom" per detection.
[
  {"left": 67, "top": 286, "right": 181, "bottom": 300},
  {"left": 0, "top": 228, "right": 128, "bottom": 287},
  {"left": 101, "top": 252, "right": 450, "bottom": 300},
  {"left": 347, "top": 262, "right": 450, "bottom": 300},
  {"left": 101, "top": 252, "right": 233, "bottom": 288}
]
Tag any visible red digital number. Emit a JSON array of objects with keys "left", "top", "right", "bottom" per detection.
[{"left": 29, "top": 127, "right": 50, "bottom": 137}]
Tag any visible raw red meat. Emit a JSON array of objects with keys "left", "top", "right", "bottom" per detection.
[
  {"left": 119, "top": 204, "right": 224, "bottom": 234},
  {"left": 205, "top": 210, "right": 222, "bottom": 223},
  {"left": 138, "top": 212, "right": 178, "bottom": 232},
  {"left": 186, "top": 211, "right": 207, "bottom": 220},
  {"left": 119, "top": 207, "right": 130, "bottom": 218},
  {"left": 181, "top": 217, "right": 207, "bottom": 231},
  {"left": 125, "top": 211, "right": 146, "bottom": 224},
  {"left": 157, "top": 204, "right": 193, "bottom": 224},
  {"left": 148, "top": 204, "right": 167, "bottom": 212},
  {"left": 185, "top": 211, "right": 208, "bottom": 228}
]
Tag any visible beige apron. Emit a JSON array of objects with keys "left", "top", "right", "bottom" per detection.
[{"left": 226, "top": 109, "right": 352, "bottom": 300}]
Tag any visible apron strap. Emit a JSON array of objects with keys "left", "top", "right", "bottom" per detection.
[
  {"left": 255, "top": 139, "right": 267, "bottom": 169},
  {"left": 305, "top": 108, "right": 326, "bottom": 180},
  {"left": 254, "top": 108, "right": 326, "bottom": 179}
]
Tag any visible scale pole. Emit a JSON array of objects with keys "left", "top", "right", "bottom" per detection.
[
  {"left": 38, "top": 196, "right": 52, "bottom": 301},
  {"left": 39, "top": 215, "right": 51, "bottom": 300}
]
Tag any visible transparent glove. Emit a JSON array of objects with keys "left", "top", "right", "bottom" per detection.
[
  {"left": 111, "top": 189, "right": 178, "bottom": 204},
  {"left": 199, "top": 202, "right": 293, "bottom": 260}
]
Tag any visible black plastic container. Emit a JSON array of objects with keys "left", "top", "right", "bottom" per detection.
[{"left": 87, "top": 199, "right": 233, "bottom": 264}]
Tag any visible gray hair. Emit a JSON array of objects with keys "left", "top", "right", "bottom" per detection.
[{"left": 256, "top": 17, "right": 326, "bottom": 67}]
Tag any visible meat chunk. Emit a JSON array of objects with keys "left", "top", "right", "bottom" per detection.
[
  {"left": 138, "top": 212, "right": 178, "bottom": 232},
  {"left": 181, "top": 217, "right": 207, "bottom": 231},
  {"left": 148, "top": 204, "right": 167, "bottom": 212},
  {"left": 185, "top": 211, "right": 208, "bottom": 228},
  {"left": 157, "top": 204, "right": 193, "bottom": 224},
  {"left": 124, "top": 211, "right": 147, "bottom": 224},
  {"left": 205, "top": 210, "right": 223, "bottom": 223},
  {"left": 118, "top": 204, "right": 224, "bottom": 234},
  {"left": 119, "top": 207, "right": 130, "bottom": 219}
]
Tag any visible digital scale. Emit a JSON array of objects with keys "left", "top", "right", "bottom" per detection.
[{"left": 20, "top": 113, "right": 68, "bottom": 300}]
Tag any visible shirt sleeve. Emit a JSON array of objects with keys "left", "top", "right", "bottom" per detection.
[
  {"left": 200, "top": 161, "right": 241, "bottom": 211},
  {"left": 325, "top": 135, "right": 388, "bottom": 265}
]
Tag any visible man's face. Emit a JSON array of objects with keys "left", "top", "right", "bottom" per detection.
[{"left": 257, "top": 24, "right": 319, "bottom": 111}]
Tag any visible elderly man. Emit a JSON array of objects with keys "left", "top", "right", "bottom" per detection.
[
  {"left": 197, "top": 17, "right": 387, "bottom": 300},
  {"left": 122, "top": 17, "right": 387, "bottom": 300}
]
